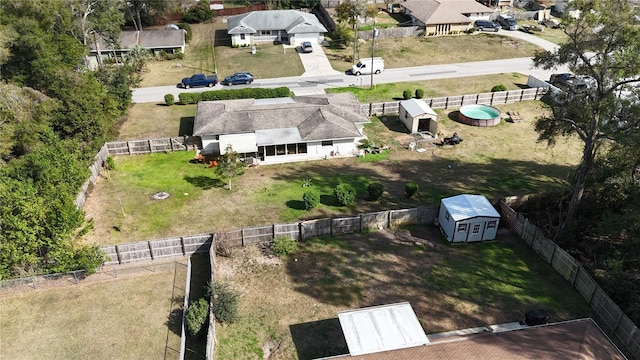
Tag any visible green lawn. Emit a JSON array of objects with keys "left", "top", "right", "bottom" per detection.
[{"left": 214, "top": 230, "right": 592, "bottom": 359}]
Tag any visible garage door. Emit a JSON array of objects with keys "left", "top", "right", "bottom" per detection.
[{"left": 293, "top": 33, "right": 318, "bottom": 46}]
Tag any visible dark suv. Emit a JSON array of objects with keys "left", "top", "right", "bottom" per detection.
[
  {"left": 222, "top": 72, "right": 254, "bottom": 85},
  {"left": 474, "top": 20, "right": 500, "bottom": 32},
  {"left": 549, "top": 73, "right": 588, "bottom": 93},
  {"left": 497, "top": 16, "right": 519, "bottom": 31}
]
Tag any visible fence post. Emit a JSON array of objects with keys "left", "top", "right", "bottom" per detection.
[
  {"left": 148, "top": 240, "right": 155, "bottom": 260},
  {"left": 126, "top": 141, "right": 132, "bottom": 155},
  {"left": 476, "top": 93, "right": 480, "bottom": 104},
  {"left": 505, "top": 91, "right": 509, "bottom": 103},
  {"left": 115, "top": 245, "right": 123, "bottom": 265},
  {"left": 445, "top": 96, "right": 449, "bottom": 109},
  {"left": 181, "top": 237, "right": 186, "bottom": 256},
  {"left": 549, "top": 244, "right": 557, "bottom": 265},
  {"left": 299, "top": 222, "right": 304, "bottom": 241},
  {"left": 369, "top": 103, "right": 373, "bottom": 116},
  {"left": 520, "top": 90, "right": 524, "bottom": 101},
  {"left": 382, "top": 102, "right": 385, "bottom": 115},
  {"left": 148, "top": 139, "right": 153, "bottom": 153},
  {"left": 571, "top": 261, "right": 581, "bottom": 286},
  {"left": 241, "top": 228, "right": 246, "bottom": 246}
]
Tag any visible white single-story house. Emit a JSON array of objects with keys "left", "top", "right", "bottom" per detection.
[
  {"left": 87, "top": 30, "right": 185, "bottom": 69},
  {"left": 227, "top": 10, "right": 327, "bottom": 47},
  {"left": 192, "top": 93, "right": 370, "bottom": 165},
  {"left": 438, "top": 194, "right": 500, "bottom": 243},
  {"left": 399, "top": 99, "right": 438, "bottom": 134},
  {"left": 402, "top": 0, "right": 494, "bottom": 35}
]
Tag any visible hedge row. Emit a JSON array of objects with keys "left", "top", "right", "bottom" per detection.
[{"left": 177, "top": 87, "right": 293, "bottom": 104}]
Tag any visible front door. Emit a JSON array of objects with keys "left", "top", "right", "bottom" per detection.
[{"left": 466, "top": 222, "right": 483, "bottom": 242}]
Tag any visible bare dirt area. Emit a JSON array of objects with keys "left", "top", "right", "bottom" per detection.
[{"left": 214, "top": 226, "right": 591, "bottom": 359}]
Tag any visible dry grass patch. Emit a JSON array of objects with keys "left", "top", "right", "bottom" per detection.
[
  {"left": 324, "top": 34, "right": 540, "bottom": 72},
  {"left": 117, "top": 103, "right": 196, "bottom": 140},
  {"left": 0, "top": 262, "right": 186, "bottom": 360},
  {"left": 214, "top": 228, "right": 592, "bottom": 359}
]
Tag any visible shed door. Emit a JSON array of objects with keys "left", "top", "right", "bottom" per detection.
[{"left": 466, "top": 222, "right": 484, "bottom": 242}]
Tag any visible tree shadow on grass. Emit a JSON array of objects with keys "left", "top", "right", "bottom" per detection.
[
  {"left": 184, "top": 175, "right": 224, "bottom": 190},
  {"left": 290, "top": 318, "right": 348, "bottom": 360},
  {"left": 179, "top": 117, "right": 195, "bottom": 137},
  {"left": 320, "top": 194, "right": 339, "bottom": 206},
  {"left": 166, "top": 307, "right": 183, "bottom": 336},
  {"left": 286, "top": 199, "right": 306, "bottom": 210}
]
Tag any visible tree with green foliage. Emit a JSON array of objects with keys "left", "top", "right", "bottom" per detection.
[
  {"left": 405, "top": 182, "right": 419, "bottom": 198},
  {"left": 183, "top": 1, "right": 214, "bottom": 24},
  {"left": 533, "top": 0, "right": 640, "bottom": 237},
  {"left": 126, "top": 45, "right": 152, "bottom": 73},
  {"left": 329, "top": 22, "right": 354, "bottom": 49},
  {"left": 127, "top": 0, "right": 168, "bottom": 30},
  {"left": 214, "top": 145, "right": 246, "bottom": 191},
  {"left": 367, "top": 182, "right": 384, "bottom": 201}
]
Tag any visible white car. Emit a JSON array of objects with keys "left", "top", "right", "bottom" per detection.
[{"left": 301, "top": 42, "right": 313, "bottom": 53}]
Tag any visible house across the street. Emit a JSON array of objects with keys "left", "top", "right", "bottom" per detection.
[
  {"left": 438, "top": 194, "right": 500, "bottom": 243},
  {"left": 87, "top": 29, "right": 185, "bottom": 69},
  {"left": 402, "top": 0, "right": 494, "bottom": 35},
  {"left": 192, "top": 93, "right": 370, "bottom": 165},
  {"left": 227, "top": 10, "right": 327, "bottom": 46}
]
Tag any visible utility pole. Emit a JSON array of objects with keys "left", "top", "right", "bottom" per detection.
[{"left": 370, "top": 24, "right": 378, "bottom": 89}]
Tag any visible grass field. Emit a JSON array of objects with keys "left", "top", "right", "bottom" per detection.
[
  {"left": 213, "top": 228, "right": 592, "bottom": 359},
  {"left": 0, "top": 262, "right": 187, "bottom": 360},
  {"left": 88, "top": 98, "right": 582, "bottom": 245}
]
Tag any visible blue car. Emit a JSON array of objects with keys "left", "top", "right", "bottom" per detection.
[{"left": 223, "top": 72, "right": 254, "bottom": 85}]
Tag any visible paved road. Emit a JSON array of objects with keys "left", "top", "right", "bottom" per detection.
[{"left": 132, "top": 31, "right": 565, "bottom": 103}]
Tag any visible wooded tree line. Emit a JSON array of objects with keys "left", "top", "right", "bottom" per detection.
[
  {"left": 530, "top": 0, "right": 640, "bottom": 324},
  {"left": 0, "top": 0, "right": 142, "bottom": 279}
]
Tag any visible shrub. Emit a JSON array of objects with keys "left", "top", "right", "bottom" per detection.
[
  {"left": 178, "top": 23, "right": 193, "bottom": 43},
  {"left": 405, "top": 181, "right": 419, "bottom": 198},
  {"left": 164, "top": 94, "right": 174, "bottom": 106},
  {"left": 186, "top": 297, "right": 209, "bottom": 337},
  {"left": 182, "top": 1, "right": 214, "bottom": 23},
  {"left": 415, "top": 88, "right": 424, "bottom": 99},
  {"left": 334, "top": 183, "right": 356, "bottom": 206},
  {"left": 491, "top": 84, "right": 508, "bottom": 92},
  {"left": 303, "top": 190, "right": 320, "bottom": 210},
  {"left": 208, "top": 281, "right": 239, "bottom": 324},
  {"left": 402, "top": 89, "right": 412, "bottom": 100},
  {"left": 272, "top": 236, "right": 298, "bottom": 256},
  {"left": 178, "top": 87, "right": 292, "bottom": 104},
  {"left": 367, "top": 182, "right": 384, "bottom": 201},
  {"left": 105, "top": 156, "right": 116, "bottom": 170}
]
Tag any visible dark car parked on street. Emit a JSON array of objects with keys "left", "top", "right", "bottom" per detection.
[
  {"left": 222, "top": 72, "right": 254, "bottom": 85},
  {"left": 473, "top": 20, "right": 500, "bottom": 32}
]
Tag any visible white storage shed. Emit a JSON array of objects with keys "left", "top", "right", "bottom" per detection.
[
  {"left": 399, "top": 99, "right": 438, "bottom": 134},
  {"left": 438, "top": 194, "right": 500, "bottom": 243}
]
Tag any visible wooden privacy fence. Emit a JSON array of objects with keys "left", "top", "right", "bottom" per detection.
[
  {"left": 105, "top": 137, "right": 189, "bottom": 156},
  {"left": 499, "top": 198, "right": 640, "bottom": 360},
  {"left": 74, "top": 144, "right": 109, "bottom": 208},
  {"left": 100, "top": 206, "right": 440, "bottom": 266},
  {"left": 357, "top": 26, "right": 423, "bottom": 40},
  {"left": 205, "top": 237, "right": 217, "bottom": 360},
  {"left": 365, "top": 87, "right": 547, "bottom": 116}
]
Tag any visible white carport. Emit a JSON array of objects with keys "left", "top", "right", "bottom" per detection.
[
  {"left": 338, "top": 302, "right": 429, "bottom": 356},
  {"left": 399, "top": 99, "right": 438, "bottom": 134}
]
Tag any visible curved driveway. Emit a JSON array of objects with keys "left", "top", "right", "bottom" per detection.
[{"left": 132, "top": 31, "right": 564, "bottom": 103}]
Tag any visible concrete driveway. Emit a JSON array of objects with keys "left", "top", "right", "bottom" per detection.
[
  {"left": 495, "top": 29, "right": 559, "bottom": 52},
  {"left": 294, "top": 43, "right": 342, "bottom": 77}
]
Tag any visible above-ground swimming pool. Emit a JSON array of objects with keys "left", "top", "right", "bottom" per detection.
[{"left": 458, "top": 105, "right": 501, "bottom": 127}]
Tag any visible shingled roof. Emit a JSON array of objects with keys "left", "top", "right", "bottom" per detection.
[
  {"left": 346, "top": 319, "right": 626, "bottom": 360},
  {"left": 227, "top": 10, "right": 327, "bottom": 35},
  {"left": 402, "top": 0, "right": 493, "bottom": 25},
  {"left": 193, "top": 93, "right": 369, "bottom": 142}
]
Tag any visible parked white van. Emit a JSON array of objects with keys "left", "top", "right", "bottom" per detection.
[{"left": 351, "top": 57, "right": 384, "bottom": 75}]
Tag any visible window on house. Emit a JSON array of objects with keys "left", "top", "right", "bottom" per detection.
[
  {"left": 472, "top": 224, "right": 481, "bottom": 234},
  {"left": 287, "top": 144, "right": 296, "bottom": 155},
  {"left": 321, "top": 140, "right": 333, "bottom": 146},
  {"left": 457, "top": 223, "right": 467, "bottom": 232},
  {"left": 240, "top": 34, "right": 245, "bottom": 40},
  {"left": 487, "top": 221, "right": 497, "bottom": 229},
  {"left": 265, "top": 145, "right": 275, "bottom": 156},
  {"left": 298, "top": 143, "right": 307, "bottom": 154},
  {"left": 260, "top": 30, "right": 272, "bottom": 35},
  {"left": 276, "top": 144, "right": 285, "bottom": 155}
]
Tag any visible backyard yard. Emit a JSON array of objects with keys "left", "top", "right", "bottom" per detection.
[
  {"left": 87, "top": 98, "right": 582, "bottom": 245},
  {"left": 0, "top": 261, "right": 189, "bottom": 360},
  {"left": 213, "top": 227, "right": 592, "bottom": 359}
]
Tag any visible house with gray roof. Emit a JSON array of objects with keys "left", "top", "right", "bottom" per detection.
[
  {"left": 87, "top": 30, "right": 185, "bottom": 69},
  {"left": 401, "top": 0, "right": 494, "bottom": 35},
  {"left": 192, "top": 93, "right": 369, "bottom": 165},
  {"left": 227, "top": 10, "right": 327, "bottom": 47}
]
